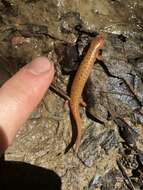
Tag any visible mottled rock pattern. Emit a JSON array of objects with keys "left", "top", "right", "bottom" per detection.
[{"left": 0, "top": 0, "right": 142, "bottom": 189}]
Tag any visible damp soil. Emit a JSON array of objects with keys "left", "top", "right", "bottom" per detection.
[{"left": 0, "top": 0, "right": 143, "bottom": 189}]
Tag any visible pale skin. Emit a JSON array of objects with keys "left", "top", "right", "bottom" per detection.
[{"left": 0, "top": 57, "right": 54, "bottom": 151}]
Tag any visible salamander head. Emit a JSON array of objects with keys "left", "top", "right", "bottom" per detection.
[{"left": 93, "top": 34, "right": 105, "bottom": 49}]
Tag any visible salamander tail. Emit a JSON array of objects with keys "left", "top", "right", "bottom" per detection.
[{"left": 74, "top": 113, "right": 82, "bottom": 153}]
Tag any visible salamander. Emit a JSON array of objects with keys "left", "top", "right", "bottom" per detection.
[{"left": 70, "top": 34, "right": 105, "bottom": 153}]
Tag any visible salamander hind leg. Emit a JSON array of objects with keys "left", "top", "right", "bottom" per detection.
[{"left": 80, "top": 98, "right": 87, "bottom": 107}]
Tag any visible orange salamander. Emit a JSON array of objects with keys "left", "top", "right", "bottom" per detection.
[{"left": 70, "top": 34, "right": 105, "bottom": 153}]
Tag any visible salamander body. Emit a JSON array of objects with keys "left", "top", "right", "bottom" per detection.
[{"left": 70, "top": 34, "right": 105, "bottom": 153}]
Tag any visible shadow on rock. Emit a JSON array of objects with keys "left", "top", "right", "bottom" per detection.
[{"left": 0, "top": 160, "right": 62, "bottom": 189}]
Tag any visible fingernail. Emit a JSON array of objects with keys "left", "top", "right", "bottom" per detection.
[{"left": 28, "top": 57, "right": 52, "bottom": 75}]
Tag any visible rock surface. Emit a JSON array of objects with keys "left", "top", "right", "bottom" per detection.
[{"left": 0, "top": 0, "right": 142, "bottom": 189}]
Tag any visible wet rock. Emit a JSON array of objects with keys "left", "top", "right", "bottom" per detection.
[
  {"left": 86, "top": 168, "right": 123, "bottom": 190},
  {"left": 103, "top": 34, "right": 132, "bottom": 78},
  {"left": 100, "top": 168, "right": 122, "bottom": 190},
  {"left": 84, "top": 63, "right": 109, "bottom": 123},
  {"left": 101, "top": 33, "right": 143, "bottom": 120},
  {"left": 128, "top": 56, "right": 143, "bottom": 77},
  {"left": 131, "top": 109, "right": 143, "bottom": 125},
  {"left": 61, "top": 34, "right": 95, "bottom": 73},
  {"left": 117, "top": 159, "right": 137, "bottom": 190},
  {"left": 87, "top": 175, "right": 102, "bottom": 189},
  {"left": 114, "top": 118, "right": 138, "bottom": 147},
  {"left": 1, "top": 0, "right": 18, "bottom": 16},
  {"left": 60, "top": 44, "right": 79, "bottom": 73},
  {"left": 120, "top": 149, "right": 139, "bottom": 172},
  {"left": 131, "top": 74, "right": 143, "bottom": 104},
  {"left": 106, "top": 77, "right": 141, "bottom": 117},
  {"left": 78, "top": 124, "right": 118, "bottom": 167},
  {"left": 136, "top": 152, "right": 143, "bottom": 168},
  {"left": 60, "top": 11, "right": 82, "bottom": 34},
  {"left": 117, "top": 150, "right": 143, "bottom": 189},
  {"left": 18, "top": 24, "right": 49, "bottom": 37},
  {"left": 0, "top": 0, "right": 142, "bottom": 190}
]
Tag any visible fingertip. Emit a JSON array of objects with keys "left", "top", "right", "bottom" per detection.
[
  {"left": 27, "top": 56, "right": 54, "bottom": 75},
  {"left": 0, "top": 56, "right": 55, "bottom": 149}
]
